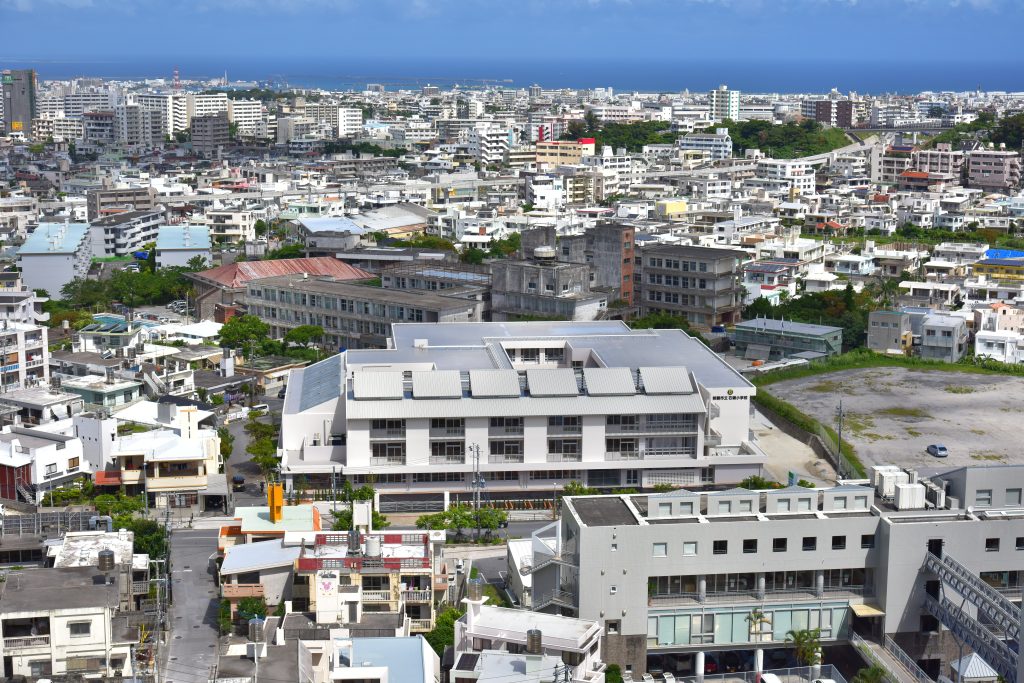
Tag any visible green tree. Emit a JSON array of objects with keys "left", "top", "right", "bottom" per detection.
[
  {"left": 330, "top": 506, "right": 391, "bottom": 530},
  {"left": 284, "top": 324, "right": 324, "bottom": 348},
  {"left": 254, "top": 220, "right": 268, "bottom": 238},
  {"left": 186, "top": 255, "right": 209, "bottom": 271},
  {"left": 218, "top": 599, "right": 233, "bottom": 634},
  {"left": 218, "top": 427, "right": 234, "bottom": 462},
  {"left": 562, "top": 480, "right": 598, "bottom": 496},
  {"left": 604, "top": 664, "right": 623, "bottom": 683},
  {"left": 785, "top": 628, "right": 822, "bottom": 666},
  {"left": 113, "top": 517, "right": 167, "bottom": 558},
  {"left": 851, "top": 665, "right": 888, "bottom": 683},
  {"left": 264, "top": 243, "right": 304, "bottom": 260},
  {"left": 415, "top": 504, "right": 482, "bottom": 539},
  {"left": 460, "top": 247, "right": 486, "bottom": 265},
  {"left": 237, "top": 596, "right": 268, "bottom": 621},
  {"left": 219, "top": 314, "right": 270, "bottom": 351},
  {"left": 583, "top": 110, "right": 600, "bottom": 136},
  {"left": 424, "top": 606, "right": 463, "bottom": 655}
]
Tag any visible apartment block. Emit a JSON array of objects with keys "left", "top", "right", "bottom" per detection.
[
  {"left": 191, "top": 110, "right": 229, "bottom": 156},
  {"left": 155, "top": 224, "right": 211, "bottom": 269},
  {"left": 557, "top": 222, "right": 636, "bottom": 306},
  {"left": 919, "top": 314, "right": 969, "bottom": 363},
  {"left": 17, "top": 222, "right": 93, "bottom": 299},
  {"left": 801, "top": 98, "right": 854, "bottom": 128},
  {"left": 279, "top": 321, "right": 765, "bottom": 498},
  {"left": 90, "top": 209, "right": 164, "bottom": 258},
  {"left": 226, "top": 99, "right": 262, "bottom": 136},
  {"left": 866, "top": 310, "right": 912, "bottom": 354},
  {"left": 967, "top": 148, "right": 1022, "bottom": 193},
  {"left": 678, "top": 128, "right": 733, "bottom": 160},
  {"left": 524, "top": 464, "right": 1024, "bottom": 681},
  {"left": 638, "top": 244, "right": 742, "bottom": 328},
  {"left": 913, "top": 143, "right": 965, "bottom": 177},
  {"left": 708, "top": 85, "right": 739, "bottom": 122},
  {"left": 86, "top": 186, "right": 158, "bottom": 221},
  {"left": 1, "top": 69, "right": 37, "bottom": 136},
  {"left": 536, "top": 138, "right": 596, "bottom": 166},
  {"left": 243, "top": 273, "right": 484, "bottom": 349}
]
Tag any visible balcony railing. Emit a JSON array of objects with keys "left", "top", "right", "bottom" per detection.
[
  {"left": 369, "top": 457, "right": 406, "bottom": 467},
  {"left": 429, "top": 455, "right": 465, "bottom": 465},
  {"left": 369, "top": 429, "right": 406, "bottom": 439},
  {"left": 132, "top": 580, "right": 150, "bottom": 594},
  {"left": 605, "top": 451, "right": 642, "bottom": 461},
  {"left": 409, "top": 618, "right": 433, "bottom": 632},
  {"left": 402, "top": 589, "right": 432, "bottom": 602},
  {"left": 362, "top": 590, "right": 394, "bottom": 602},
  {"left": 489, "top": 425, "right": 524, "bottom": 436},
  {"left": 223, "top": 583, "right": 265, "bottom": 599},
  {"left": 547, "top": 425, "right": 582, "bottom": 435},
  {"left": 547, "top": 453, "right": 582, "bottom": 463},
  {"left": 429, "top": 427, "right": 465, "bottom": 438},
  {"left": 4, "top": 635, "right": 50, "bottom": 649},
  {"left": 487, "top": 453, "right": 524, "bottom": 464}
]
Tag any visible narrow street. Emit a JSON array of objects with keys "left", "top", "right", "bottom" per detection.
[{"left": 163, "top": 529, "right": 220, "bottom": 683}]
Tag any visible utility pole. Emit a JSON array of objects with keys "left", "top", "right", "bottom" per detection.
[
  {"left": 835, "top": 396, "right": 845, "bottom": 477},
  {"left": 470, "top": 444, "right": 483, "bottom": 541},
  {"left": 332, "top": 465, "right": 338, "bottom": 516},
  {"left": 553, "top": 663, "right": 571, "bottom": 683}
]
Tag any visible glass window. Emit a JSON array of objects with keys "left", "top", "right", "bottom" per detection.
[
  {"left": 743, "top": 539, "right": 757, "bottom": 554},
  {"left": 658, "top": 502, "right": 673, "bottom": 516},
  {"left": 713, "top": 540, "right": 728, "bottom": 555},
  {"left": 718, "top": 501, "right": 732, "bottom": 514},
  {"left": 683, "top": 542, "right": 697, "bottom": 556},
  {"left": 861, "top": 534, "right": 876, "bottom": 549},
  {"left": 985, "top": 538, "right": 1000, "bottom": 552},
  {"left": 977, "top": 489, "right": 993, "bottom": 506},
  {"left": 69, "top": 621, "right": 91, "bottom": 636},
  {"left": 803, "top": 537, "right": 817, "bottom": 551},
  {"left": 832, "top": 535, "right": 846, "bottom": 550},
  {"left": 777, "top": 498, "right": 791, "bottom": 512},
  {"left": 833, "top": 496, "right": 847, "bottom": 510},
  {"left": 739, "top": 500, "right": 753, "bottom": 513},
  {"left": 773, "top": 538, "right": 787, "bottom": 552},
  {"left": 1008, "top": 488, "right": 1022, "bottom": 506},
  {"left": 652, "top": 543, "right": 668, "bottom": 558}
]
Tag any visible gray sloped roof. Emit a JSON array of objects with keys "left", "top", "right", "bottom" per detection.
[{"left": 583, "top": 367, "right": 636, "bottom": 396}]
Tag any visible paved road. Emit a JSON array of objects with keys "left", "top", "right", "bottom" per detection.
[
  {"left": 225, "top": 396, "right": 285, "bottom": 510},
  {"left": 163, "top": 529, "right": 219, "bottom": 683}
]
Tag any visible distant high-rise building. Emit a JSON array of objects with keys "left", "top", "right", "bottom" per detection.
[
  {"left": 528, "top": 84, "right": 542, "bottom": 99},
  {"left": 2, "top": 69, "right": 37, "bottom": 136},
  {"left": 191, "top": 110, "right": 230, "bottom": 157},
  {"left": 708, "top": 84, "right": 739, "bottom": 122}
]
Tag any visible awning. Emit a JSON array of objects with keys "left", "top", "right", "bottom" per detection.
[{"left": 850, "top": 603, "right": 885, "bottom": 617}]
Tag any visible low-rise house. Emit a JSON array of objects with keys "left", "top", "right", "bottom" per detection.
[
  {"left": 46, "top": 529, "right": 151, "bottom": 610},
  {"left": 898, "top": 281, "right": 962, "bottom": 308},
  {"left": 867, "top": 310, "right": 912, "bottom": 355},
  {"left": 919, "top": 314, "right": 969, "bottom": 362},
  {"left": 825, "top": 253, "right": 876, "bottom": 278},
  {"left": 0, "top": 386, "right": 84, "bottom": 426},
  {"left": 733, "top": 318, "right": 843, "bottom": 360},
  {"left": 297, "top": 636, "right": 440, "bottom": 683},
  {"left": 155, "top": 224, "right": 212, "bottom": 269},
  {"left": 219, "top": 485, "right": 322, "bottom": 552},
  {"left": 220, "top": 539, "right": 302, "bottom": 616},
  {"left": 974, "top": 329, "right": 1024, "bottom": 364},
  {"left": 59, "top": 373, "right": 144, "bottom": 410}
]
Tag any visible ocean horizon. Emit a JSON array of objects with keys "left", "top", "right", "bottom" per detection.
[{"left": 4, "top": 57, "right": 1024, "bottom": 95}]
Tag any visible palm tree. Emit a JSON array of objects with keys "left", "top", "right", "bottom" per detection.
[
  {"left": 851, "top": 665, "right": 888, "bottom": 683},
  {"left": 785, "top": 628, "right": 822, "bottom": 666},
  {"left": 745, "top": 608, "right": 771, "bottom": 642}
]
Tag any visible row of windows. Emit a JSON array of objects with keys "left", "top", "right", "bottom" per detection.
[
  {"left": 976, "top": 488, "right": 1022, "bottom": 507},
  {"left": 647, "top": 258, "right": 710, "bottom": 272},
  {"left": 651, "top": 534, "right": 875, "bottom": 558}
]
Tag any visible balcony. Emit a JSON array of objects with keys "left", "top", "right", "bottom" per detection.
[
  {"left": 402, "top": 589, "right": 432, "bottom": 602},
  {"left": 547, "top": 424, "right": 582, "bottom": 436},
  {"left": 429, "top": 456, "right": 465, "bottom": 465},
  {"left": 429, "top": 427, "right": 465, "bottom": 438},
  {"left": 488, "top": 454, "right": 524, "bottom": 464},
  {"left": 369, "top": 428, "right": 406, "bottom": 439},
  {"left": 223, "top": 583, "right": 265, "bottom": 599},
  {"left": 547, "top": 453, "right": 582, "bottom": 463},
  {"left": 706, "top": 429, "right": 723, "bottom": 446},
  {"left": 4, "top": 635, "right": 50, "bottom": 649},
  {"left": 489, "top": 425, "right": 524, "bottom": 436},
  {"left": 409, "top": 618, "right": 433, "bottom": 632},
  {"left": 605, "top": 451, "right": 642, "bottom": 461},
  {"left": 361, "top": 590, "right": 394, "bottom": 603},
  {"left": 132, "top": 580, "right": 150, "bottom": 594},
  {"left": 369, "top": 457, "right": 406, "bottom": 467}
]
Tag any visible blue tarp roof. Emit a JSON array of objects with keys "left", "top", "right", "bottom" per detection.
[{"left": 985, "top": 249, "right": 1024, "bottom": 260}]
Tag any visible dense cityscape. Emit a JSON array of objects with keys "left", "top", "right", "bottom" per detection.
[{"left": 3, "top": 5, "right": 1024, "bottom": 682}]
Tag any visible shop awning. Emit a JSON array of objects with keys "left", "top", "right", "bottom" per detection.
[{"left": 850, "top": 602, "right": 885, "bottom": 617}]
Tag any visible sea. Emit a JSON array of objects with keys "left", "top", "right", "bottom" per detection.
[{"left": 5, "top": 57, "right": 1024, "bottom": 94}]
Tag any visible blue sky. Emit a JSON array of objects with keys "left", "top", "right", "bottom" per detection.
[{"left": 2, "top": 0, "right": 1023, "bottom": 90}]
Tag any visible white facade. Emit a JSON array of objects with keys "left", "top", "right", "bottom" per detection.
[
  {"left": 678, "top": 128, "right": 733, "bottom": 160},
  {"left": 337, "top": 107, "right": 363, "bottom": 138},
  {"left": 708, "top": 85, "right": 740, "bottom": 122},
  {"left": 227, "top": 99, "right": 263, "bottom": 136},
  {"left": 756, "top": 158, "right": 815, "bottom": 196},
  {"left": 17, "top": 222, "right": 93, "bottom": 299}
]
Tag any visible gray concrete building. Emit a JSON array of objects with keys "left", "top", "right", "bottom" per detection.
[
  {"left": 191, "top": 110, "right": 230, "bottom": 157},
  {"left": 525, "top": 464, "right": 1024, "bottom": 682},
  {"left": 867, "top": 310, "right": 912, "bottom": 354},
  {"left": 734, "top": 317, "right": 844, "bottom": 360},
  {"left": 86, "top": 186, "right": 158, "bottom": 221},
  {"left": 89, "top": 209, "right": 164, "bottom": 258},
  {"left": 919, "top": 314, "right": 969, "bottom": 363},
  {"left": 1, "top": 69, "right": 37, "bottom": 136},
  {"left": 490, "top": 250, "right": 607, "bottom": 321},
  {"left": 243, "top": 273, "right": 485, "bottom": 349},
  {"left": 558, "top": 222, "right": 636, "bottom": 306},
  {"left": 639, "top": 244, "right": 743, "bottom": 328}
]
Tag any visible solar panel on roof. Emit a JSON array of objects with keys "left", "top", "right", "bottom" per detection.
[
  {"left": 352, "top": 371, "right": 404, "bottom": 400},
  {"left": 583, "top": 367, "right": 636, "bottom": 396},
  {"left": 469, "top": 369, "right": 520, "bottom": 398},
  {"left": 526, "top": 368, "right": 579, "bottom": 397},
  {"left": 639, "top": 367, "right": 694, "bottom": 395},
  {"left": 411, "top": 370, "right": 462, "bottom": 399}
]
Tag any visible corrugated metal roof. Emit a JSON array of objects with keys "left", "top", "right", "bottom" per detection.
[
  {"left": 411, "top": 370, "right": 462, "bottom": 399},
  {"left": 352, "top": 371, "right": 404, "bottom": 400},
  {"left": 194, "top": 257, "right": 372, "bottom": 288},
  {"left": 221, "top": 539, "right": 302, "bottom": 574},
  {"left": 469, "top": 369, "right": 520, "bottom": 398},
  {"left": 526, "top": 368, "right": 578, "bottom": 397},
  {"left": 346, "top": 393, "right": 704, "bottom": 419},
  {"left": 640, "top": 367, "right": 694, "bottom": 395},
  {"left": 583, "top": 367, "right": 636, "bottom": 396},
  {"left": 299, "top": 354, "right": 342, "bottom": 411}
]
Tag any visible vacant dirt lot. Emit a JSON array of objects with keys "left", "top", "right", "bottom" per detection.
[{"left": 765, "top": 367, "right": 1024, "bottom": 469}]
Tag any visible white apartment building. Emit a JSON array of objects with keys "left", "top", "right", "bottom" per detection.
[
  {"left": 63, "top": 90, "right": 117, "bottom": 117},
  {"left": 708, "top": 85, "right": 740, "bottom": 122},
  {"left": 279, "top": 321, "right": 766, "bottom": 499},
  {"left": 974, "top": 329, "right": 1024, "bottom": 364},
  {"left": 466, "top": 126, "right": 512, "bottom": 166},
  {"left": 31, "top": 114, "right": 84, "bottom": 142},
  {"left": 186, "top": 91, "right": 228, "bottom": 121},
  {"left": 17, "top": 222, "right": 93, "bottom": 299},
  {"left": 0, "top": 196, "right": 37, "bottom": 240},
  {"left": 678, "top": 128, "right": 733, "bottom": 160},
  {"left": 114, "top": 104, "right": 163, "bottom": 148},
  {"left": 932, "top": 242, "right": 989, "bottom": 265},
  {"left": 337, "top": 107, "right": 363, "bottom": 138},
  {"left": 89, "top": 209, "right": 164, "bottom": 258},
  {"left": 0, "top": 567, "right": 136, "bottom": 679},
  {"left": 134, "top": 92, "right": 188, "bottom": 134},
  {"left": 585, "top": 103, "right": 644, "bottom": 124},
  {"left": 227, "top": 99, "right": 263, "bottom": 136},
  {"left": 582, "top": 146, "right": 646, "bottom": 192},
  {"left": 197, "top": 205, "right": 265, "bottom": 243},
  {"left": 913, "top": 143, "right": 965, "bottom": 176},
  {"left": 155, "top": 224, "right": 211, "bottom": 269},
  {"left": 756, "top": 159, "right": 815, "bottom": 196}
]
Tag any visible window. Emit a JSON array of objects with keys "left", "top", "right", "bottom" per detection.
[
  {"left": 832, "top": 535, "right": 846, "bottom": 550},
  {"left": 777, "top": 498, "right": 792, "bottom": 512},
  {"left": 718, "top": 501, "right": 732, "bottom": 514},
  {"left": 67, "top": 457, "right": 80, "bottom": 471},
  {"left": 606, "top": 620, "right": 620, "bottom": 635},
  {"left": 861, "top": 534, "right": 876, "bottom": 549},
  {"left": 1008, "top": 488, "right": 1022, "bottom": 506},
  {"left": 658, "top": 502, "right": 673, "bottom": 516},
  {"left": 611, "top": 543, "right": 618, "bottom": 552},
  {"left": 773, "top": 538, "right": 788, "bottom": 552},
  {"left": 743, "top": 539, "right": 757, "bottom": 554},
  {"left": 977, "top": 489, "right": 993, "bottom": 506},
  {"left": 985, "top": 538, "right": 1000, "bottom": 552},
  {"left": 652, "top": 543, "right": 668, "bottom": 558},
  {"left": 739, "top": 499, "right": 753, "bottom": 513},
  {"left": 833, "top": 496, "right": 847, "bottom": 510},
  {"left": 803, "top": 537, "right": 817, "bottom": 551},
  {"left": 609, "top": 585, "right": 618, "bottom": 595},
  {"left": 45, "top": 463, "right": 57, "bottom": 475},
  {"left": 1016, "top": 537, "right": 1024, "bottom": 550},
  {"left": 683, "top": 542, "right": 698, "bottom": 556},
  {"left": 69, "top": 621, "right": 91, "bottom": 637},
  {"left": 713, "top": 540, "right": 728, "bottom": 555}
]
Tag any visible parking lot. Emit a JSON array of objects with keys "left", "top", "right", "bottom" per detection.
[{"left": 765, "top": 366, "right": 1024, "bottom": 469}]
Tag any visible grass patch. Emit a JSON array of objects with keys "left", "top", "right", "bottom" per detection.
[
  {"left": 905, "top": 429, "right": 922, "bottom": 437},
  {"left": 807, "top": 380, "right": 842, "bottom": 393},
  {"left": 843, "top": 413, "right": 875, "bottom": 435},
  {"left": 862, "top": 433, "right": 894, "bottom": 442},
  {"left": 970, "top": 429, "right": 985, "bottom": 436},
  {"left": 944, "top": 385, "right": 975, "bottom": 394},
  {"left": 971, "top": 452, "right": 1006, "bottom": 462},
  {"left": 879, "top": 407, "right": 931, "bottom": 418}
]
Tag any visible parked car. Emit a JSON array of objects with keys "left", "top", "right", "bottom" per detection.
[
  {"left": 927, "top": 444, "right": 949, "bottom": 458},
  {"left": 250, "top": 403, "right": 270, "bottom": 414},
  {"left": 231, "top": 475, "right": 246, "bottom": 492},
  {"left": 277, "top": 386, "right": 287, "bottom": 399}
]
